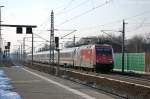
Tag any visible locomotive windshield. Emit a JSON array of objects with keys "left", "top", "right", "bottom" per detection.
[{"left": 96, "top": 48, "right": 112, "bottom": 55}]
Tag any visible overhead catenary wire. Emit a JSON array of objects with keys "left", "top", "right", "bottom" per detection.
[
  {"left": 39, "top": 17, "right": 50, "bottom": 29},
  {"left": 127, "top": 17, "right": 147, "bottom": 32},
  {"left": 55, "top": 0, "right": 76, "bottom": 14},
  {"left": 60, "top": 30, "right": 77, "bottom": 39},
  {"left": 35, "top": 0, "right": 111, "bottom": 43},
  {"left": 54, "top": 2, "right": 150, "bottom": 32},
  {"left": 58, "top": 9, "right": 150, "bottom": 43},
  {"left": 54, "top": 0, "right": 150, "bottom": 47},
  {"left": 34, "top": 15, "right": 50, "bottom": 37},
  {"left": 57, "top": 0, "right": 112, "bottom": 27},
  {"left": 33, "top": 33, "right": 49, "bottom": 42},
  {"left": 101, "top": 30, "right": 122, "bottom": 45},
  {"left": 91, "top": 0, "right": 95, "bottom": 9},
  {"left": 76, "top": 9, "right": 150, "bottom": 31},
  {"left": 62, "top": 0, "right": 76, "bottom": 10},
  {"left": 32, "top": 0, "right": 150, "bottom": 49},
  {"left": 55, "top": 0, "right": 90, "bottom": 15}
]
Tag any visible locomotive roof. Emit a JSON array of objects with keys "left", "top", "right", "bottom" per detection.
[
  {"left": 27, "top": 50, "right": 56, "bottom": 55},
  {"left": 60, "top": 44, "right": 112, "bottom": 51},
  {"left": 60, "top": 47, "right": 77, "bottom": 53},
  {"left": 79, "top": 44, "right": 112, "bottom": 48}
]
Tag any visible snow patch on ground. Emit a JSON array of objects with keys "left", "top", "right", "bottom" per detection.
[{"left": 0, "top": 69, "right": 22, "bottom": 99}]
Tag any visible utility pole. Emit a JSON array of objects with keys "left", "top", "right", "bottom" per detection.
[
  {"left": 23, "top": 37, "right": 25, "bottom": 62},
  {"left": 20, "top": 44, "right": 22, "bottom": 62},
  {"left": 0, "top": 6, "right": 4, "bottom": 62},
  {"left": 73, "top": 35, "right": 75, "bottom": 47},
  {"left": 122, "top": 20, "right": 127, "bottom": 73},
  {"left": 18, "top": 45, "right": 21, "bottom": 62},
  {"left": 32, "top": 32, "right": 34, "bottom": 66},
  {"left": 50, "top": 10, "right": 54, "bottom": 65}
]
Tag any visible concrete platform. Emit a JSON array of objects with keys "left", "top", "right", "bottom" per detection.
[{"left": 1, "top": 66, "right": 117, "bottom": 99}]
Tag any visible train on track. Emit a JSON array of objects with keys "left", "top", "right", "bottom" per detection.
[{"left": 27, "top": 44, "right": 114, "bottom": 72}]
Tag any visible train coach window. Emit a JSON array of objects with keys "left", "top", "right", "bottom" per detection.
[{"left": 61, "top": 53, "right": 70, "bottom": 58}]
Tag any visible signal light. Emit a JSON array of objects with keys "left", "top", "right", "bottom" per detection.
[
  {"left": 16, "top": 27, "right": 22, "bottom": 34},
  {"left": 55, "top": 37, "right": 59, "bottom": 48},
  {"left": 5, "top": 46, "right": 8, "bottom": 49},
  {"left": 26, "top": 27, "right": 32, "bottom": 34},
  {"left": 7, "top": 42, "right": 11, "bottom": 46}
]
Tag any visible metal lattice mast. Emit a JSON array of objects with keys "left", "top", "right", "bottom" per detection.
[{"left": 50, "top": 10, "right": 54, "bottom": 64}]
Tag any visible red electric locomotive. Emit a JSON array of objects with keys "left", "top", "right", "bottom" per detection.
[{"left": 74, "top": 44, "right": 114, "bottom": 72}]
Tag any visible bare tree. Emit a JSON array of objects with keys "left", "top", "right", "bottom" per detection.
[
  {"left": 37, "top": 33, "right": 150, "bottom": 53},
  {"left": 127, "top": 35, "right": 145, "bottom": 53}
]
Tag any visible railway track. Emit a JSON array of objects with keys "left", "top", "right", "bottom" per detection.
[{"left": 25, "top": 62, "right": 150, "bottom": 88}]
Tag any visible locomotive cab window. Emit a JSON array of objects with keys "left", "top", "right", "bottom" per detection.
[{"left": 96, "top": 48, "right": 112, "bottom": 55}]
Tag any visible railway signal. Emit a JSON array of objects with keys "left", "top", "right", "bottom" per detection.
[
  {"left": 16, "top": 27, "right": 23, "bottom": 34},
  {"left": 55, "top": 36, "right": 59, "bottom": 76},
  {"left": 17, "top": 26, "right": 33, "bottom": 34},
  {"left": 26, "top": 27, "right": 32, "bottom": 34},
  {"left": 55, "top": 37, "right": 59, "bottom": 48},
  {"left": 0, "top": 24, "right": 37, "bottom": 65},
  {"left": 7, "top": 42, "right": 11, "bottom": 46}
]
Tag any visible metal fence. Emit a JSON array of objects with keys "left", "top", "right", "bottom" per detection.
[{"left": 114, "top": 53, "right": 145, "bottom": 72}]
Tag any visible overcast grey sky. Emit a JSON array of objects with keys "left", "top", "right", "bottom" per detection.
[{"left": 1, "top": 0, "right": 150, "bottom": 52}]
